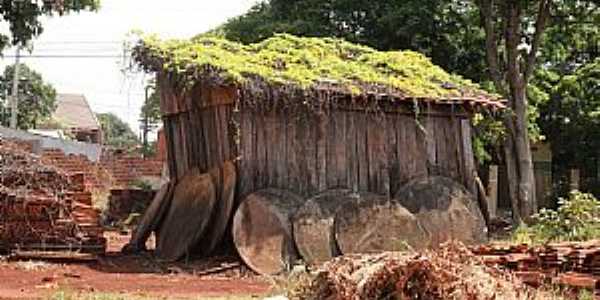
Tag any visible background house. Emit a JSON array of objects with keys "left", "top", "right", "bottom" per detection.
[{"left": 52, "top": 93, "right": 103, "bottom": 144}]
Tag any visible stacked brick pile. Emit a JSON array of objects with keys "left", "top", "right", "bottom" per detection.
[
  {"left": 41, "top": 149, "right": 113, "bottom": 190},
  {"left": 0, "top": 139, "right": 106, "bottom": 253},
  {"left": 472, "top": 241, "right": 600, "bottom": 293},
  {"left": 39, "top": 149, "right": 163, "bottom": 190}
]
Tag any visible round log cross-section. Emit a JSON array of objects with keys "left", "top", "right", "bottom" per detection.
[
  {"left": 292, "top": 189, "right": 352, "bottom": 266},
  {"left": 200, "top": 161, "right": 237, "bottom": 256},
  {"left": 232, "top": 189, "right": 303, "bottom": 275},
  {"left": 335, "top": 194, "right": 428, "bottom": 254},
  {"left": 156, "top": 168, "right": 216, "bottom": 261},
  {"left": 393, "top": 176, "right": 487, "bottom": 247}
]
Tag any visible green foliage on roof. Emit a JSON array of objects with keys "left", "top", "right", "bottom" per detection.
[{"left": 133, "top": 33, "right": 494, "bottom": 99}]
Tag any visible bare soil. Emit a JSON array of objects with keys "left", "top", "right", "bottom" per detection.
[{"left": 0, "top": 231, "right": 271, "bottom": 300}]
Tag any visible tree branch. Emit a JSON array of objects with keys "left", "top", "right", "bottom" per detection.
[{"left": 523, "top": 0, "right": 551, "bottom": 82}]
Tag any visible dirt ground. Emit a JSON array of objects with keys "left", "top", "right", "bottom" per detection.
[{"left": 0, "top": 231, "right": 272, "bottom": 300}]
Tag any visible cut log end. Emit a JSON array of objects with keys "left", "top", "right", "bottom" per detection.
[
  {"left": 156, "top": 168, "right": 216, "bottom": 261},
  {"left": 292, "top": 189, "right": 351, "bottom": 266},
  {"left": 393, "top": 176, "right": 487, "bottom": 247},
  {"left": 233, "top": 189, "right": 303, "bottom": 275},
  {"left": 335, "top": 193, "right": 429, "bottom": 254}
]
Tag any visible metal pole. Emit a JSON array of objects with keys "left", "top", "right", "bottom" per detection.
[{"left": 10, "top": 47, "right": 21, "bottom": 129}]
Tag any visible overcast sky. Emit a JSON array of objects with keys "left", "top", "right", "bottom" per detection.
[{"left": 0, "top": 0, "right": 259, "bottom": 136}]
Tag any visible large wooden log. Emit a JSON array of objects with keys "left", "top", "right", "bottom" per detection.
[
  {"left": 292, "top": 189, "right": 350, "bottom": 266},
  {"left": 156, "top": 168, "right": 216, "bottom": 261},
  {"left": 122, "top": 181, "right": 174, "bottom": 254},
  {"left": 393, "top": 176, "right": 487, "bottom": 248},
  {"left": 232, "top": 188, "right": 303, "bottom": 275},
  {"left": 200, "top": 160, "right": 237, "bottom": 256},
  {"left": 335, "top": 193, "right": 429, "bottom": 254}
]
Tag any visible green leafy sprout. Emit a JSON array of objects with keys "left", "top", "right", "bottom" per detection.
[{"left": 132, "top": 33, "right": 500, "bottom": 101}]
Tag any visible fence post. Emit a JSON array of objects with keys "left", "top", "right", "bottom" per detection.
[
  {"left": 487, "top": 165, "right": 498, "bottom": 219},
  {"left": 569, "top": 169, "right": 580, "bottom": 191}
]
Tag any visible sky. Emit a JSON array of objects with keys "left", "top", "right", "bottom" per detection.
[{"left": 0, "top": 0, "right": 259, "bottom": 136}]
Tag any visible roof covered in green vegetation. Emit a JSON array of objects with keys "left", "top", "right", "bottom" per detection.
[{"left": 133, "top": 34, "right": 503, "bottom": 106}]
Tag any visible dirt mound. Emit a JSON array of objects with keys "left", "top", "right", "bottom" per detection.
[{"left": 291, "top": 241, "right": 540, "bottom": 300}]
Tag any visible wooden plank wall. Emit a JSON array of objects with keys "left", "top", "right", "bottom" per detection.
[
  {"left": 159, "top": 78, "right": 237, "bottom": 182},
  {"left": 237, "top": 108, "right": 476, "bottom": 199},
  {"left": 158, "top": 77, "right": 477, "bottom": 200}
]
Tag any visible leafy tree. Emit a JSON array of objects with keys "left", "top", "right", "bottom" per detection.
[
  {"left": 140, "top": 81, "right": 161, "bottom": 156},
  {"left": 217, "top": 0, "right": 488, "bottom": 81},
  {"left": 0, "top": 63, "right": 56, "bottom": 129},
  {"left": 0, "top": 0, "right": 100, "bottom": 49},
  {"left": 537, "top": 59, "right": 600, "bottom": 193},
  {"left": 96, "top": 112, "right": 139, "bottom": 149}
]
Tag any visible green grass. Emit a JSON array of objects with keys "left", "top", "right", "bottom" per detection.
[{"left": 133, "top": 33, "right": 497, "bottom": 101}]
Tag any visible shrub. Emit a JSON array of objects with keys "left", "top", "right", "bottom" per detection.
[{"left": 514, "top": 191, "right": 600, "bottom": 244}]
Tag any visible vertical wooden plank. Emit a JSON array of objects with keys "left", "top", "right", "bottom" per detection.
[
  {"left": 164, "top": 117, "right": 177, "bottom": 180},
  {"left": 287, "top": 114, "right": 300, "bottom": 195},
  {"left": 451, "top": 113, "right": 464, "bottom": 184},
  {"left": 219, "top": 105, "right": 231, "bottom": 162},
  {"left": 425, "top": 115, "right": 437, "bottom": 176},
  {"left": 367, "top": 114, "right": 388, "bottom": 195},
  {"left": 445, "top": 116, "right": 459, "bottom": 181},
  {"left": 316, "top": 113, "right": 328, "bottom": 192},
  {"left": 255, "top": 113, "right": 268, "bottom": 190},
  {"left": 264, "top": 112, "right": 276, "bottom": 188},
  {"left": 461, "top": 119, "right": 477, "bottom": 196},
  {"left": 387, "top": 113, "right": 399, "bottom": 195},
  {"left": 346, "top": 110, "right": 358, "bottom": 192},
  {"left": 397, "top": 115, "right": 410, "bottom": 186},
  {"left": 213, "top": 106, "right": 224, "bottom": 167},
  {"left": 413, "top": 115, "right": 429, "bottom": 180},
  {"left": 326, "top": 112, "right": 337, "bottom": 189},
  {"left": 238, "top": 110, "right": 254, "bottom": 199},
  {"left": 277, "top": 111, "right": 288, "bottom": 190},
  {"left": 435, "top": 117, "right": 448, "bottom": 177},
  {"left": 356, "top": 111, "right": 369, "bottom": 191},
  {"left": 296, "top": 114, "right": 308, "bottom": 196},
  {"left": 201, "top": 109, "right": 213, "bottom": 171},
  {"left": 307, "top": 114, "right": 319, "bottom": 196},
  {"left": 335, "top": 111, "right": 347, "bottom": 188},
  {"left": 176, "top": 116, "right": 187, "bottom": 179}
]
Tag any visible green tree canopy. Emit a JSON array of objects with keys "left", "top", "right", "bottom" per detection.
[
  {"left": 216, "top": 0, "right": 487, "bottom": 81},
  {"left": 0, "top": 63, "right": 57, "bottom": 129},
  {"left": 538, "top": 59, "right": 600, "bottom": 174},
  {"left": 0, "top": 0, "right": 99, "bottom": 49},
  {"left": 96, "top": 112, "right": 139, "bottom": 149}
]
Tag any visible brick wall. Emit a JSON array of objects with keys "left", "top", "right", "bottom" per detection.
[{"left": 100, "top": 153, "right": 164, "bottom": 188}]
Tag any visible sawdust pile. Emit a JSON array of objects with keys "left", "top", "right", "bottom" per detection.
[{"left": 290, "top": 241, "right": 548, "bottom": 300}]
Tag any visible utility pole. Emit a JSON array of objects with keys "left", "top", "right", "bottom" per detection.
[
  {"left": 142, "top": 85, "right": 154, "bottom": 157},
  {"left": 10, "top": 47, "right": 21, "bottom": 129}
]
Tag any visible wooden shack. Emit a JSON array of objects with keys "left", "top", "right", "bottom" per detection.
[{"left": 130, "top": 34, "right": 504, "bottom": 268}]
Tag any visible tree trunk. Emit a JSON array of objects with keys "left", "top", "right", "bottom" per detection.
[
  {"left": 292, "top": 189, "right": 349, "bottom": 266},
  {"left": 232, "top": 188, "right": 303, "bottom": 275}
]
